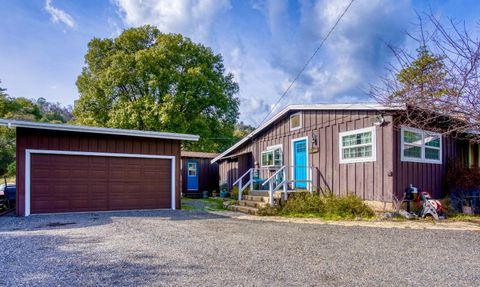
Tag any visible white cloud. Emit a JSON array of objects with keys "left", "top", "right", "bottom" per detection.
[
  {"left": 111, "top": 0, "right": 412, "bottom": 126},
  {"left": 114, "top": 0, "right": 231, "bottom": 42},
  {"left": 45, "top": 0, "right": 76, "bottom": 28},
  {"left": 255, "top": 0, "right": 411, "bottom": 118}
]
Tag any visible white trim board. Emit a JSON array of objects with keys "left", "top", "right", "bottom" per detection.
[{"left": 24, "top": 149, "right": 177, "bottom": 216}]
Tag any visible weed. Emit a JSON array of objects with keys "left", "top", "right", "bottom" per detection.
[{"left": 258, "top": 191, "right": 375, "bottom": 220}]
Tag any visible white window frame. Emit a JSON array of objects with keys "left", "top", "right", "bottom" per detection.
[
  {"left": 24, "top": 149, "right": 176, "bottom": 216},
  {"left": 339, "top": 126, "right": 376, "bottom": 164},
  {"left": 187, "top": 162, "right": 197, "bottom": 177},
  {"left": 261, "top": 144, "right": 283, "bottom": 168},
  {"left": 290, "top": 112, "right": 303, "bottom": 131},
  {"left": 400, "top": 127, "right": 442, "bottom": 164}
]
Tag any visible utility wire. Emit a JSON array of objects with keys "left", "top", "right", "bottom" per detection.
[{"left": 257, "top": 0, "right": 356, "bottom": 127}]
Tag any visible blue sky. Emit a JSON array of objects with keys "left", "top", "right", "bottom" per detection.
[{"left": 1, "top": 0, "right": 480, "bottom": 126}]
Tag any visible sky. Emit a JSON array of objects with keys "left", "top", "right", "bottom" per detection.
[{"left": 1, "top": 0, "right": 480, "bottom": 126}]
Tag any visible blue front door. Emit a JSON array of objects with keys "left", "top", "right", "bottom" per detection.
[
  {"left": 187, "top": 161, "right": 199, "bottom": 191},
  {"left": 293, "top": 139, "right": 307, "bottom": 189}
]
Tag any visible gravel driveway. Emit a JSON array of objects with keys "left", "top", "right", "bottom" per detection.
[{"left": 0, "top": 210, "right": 479, "bottom": 287}]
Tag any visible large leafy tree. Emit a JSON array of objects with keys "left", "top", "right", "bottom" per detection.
[{"left": 74, "top": 26, "right": 240, "bottom": 152}]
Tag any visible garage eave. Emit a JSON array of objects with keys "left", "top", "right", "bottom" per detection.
[{"left": 0, "top": 119, "right": 199, "bottom": 141}]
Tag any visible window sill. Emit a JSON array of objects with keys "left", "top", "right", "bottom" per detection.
[
  {"left": 339, "top": 158, "right": 376, "bottom": 164},
  {"left": 401, "top": 157, "right": 442, "bottom": 165}
]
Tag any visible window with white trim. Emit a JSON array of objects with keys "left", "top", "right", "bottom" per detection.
[
  {"left": 261, "top": 145, "right": 283, "bottom": 167},
  {"left": 401, "top": 127, "right": 442, "bottom": 164},
  {"left": 339, "top": 127, "right": 376, "bottom": 163},
  {"left": 187, "top": 162, "right": 197, "bottom": 176},
  {"left": 290, "top": 112, "right": 302, "bottom": 131}
]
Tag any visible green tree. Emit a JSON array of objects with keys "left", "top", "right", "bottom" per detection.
[
  {"left": 74, "top": 26, "right": 240, "bottom": 152},
  {"left": 0, "top": 80, "right": 72, "bottom": 176},
  {"left": 393, "top": 46, "right": 453, "bottom": 103}
]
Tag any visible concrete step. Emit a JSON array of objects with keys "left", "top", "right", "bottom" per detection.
[
  {"left": 249, "top": 190, "right": 283, "bottom": 197},
  {"left": 243, "top": 195, "right": 270, "bottom": 203},
  {"left": 237, "top": 200, "right": 268, "bottom": 208},
  {"left": 228, "top": 205, "right": 259, "bottom": 215}
]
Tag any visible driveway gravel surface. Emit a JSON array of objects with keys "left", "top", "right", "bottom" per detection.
[{"left": 0, "top": 210, "right": 479, "bottom": 287}]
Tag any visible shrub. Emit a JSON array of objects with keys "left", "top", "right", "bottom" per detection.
[
  {"left": 445, "top": 161, "right": 480, "bottom": 191},
  {"left": 257, "top": 191, "right": 375, "bottom": 220},
  {"left": 282, "top": 192, "right": 324, "bottom": 214},
  {"left": 5, "top": 161, "right": 15, "bottom": 177},
  {"left": 231, "top": 185, "right": 249, "bottom": 199}
]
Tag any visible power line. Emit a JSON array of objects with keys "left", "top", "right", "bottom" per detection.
[{"left": 257, "top": 0, "right": 356, "bottom": 127}]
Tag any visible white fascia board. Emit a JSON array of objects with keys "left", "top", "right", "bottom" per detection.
[
  {"left": 211, "top": 103, "right": 405, "bottom": 163},
  {"left": 0, "top": 119, "right": 199, "bottom": 141}
]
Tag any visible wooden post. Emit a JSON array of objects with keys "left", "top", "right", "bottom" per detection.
[{"left": 283, "top": 168, "right": 288, "bottom": 201}]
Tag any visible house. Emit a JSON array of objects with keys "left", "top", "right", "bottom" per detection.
[
  {"left": 211, "top": 104, "right": 473, "bottom": 207},
  {"left": 0, "top": 119, "right": 199, "bottom": 216},
  {"left": 180, "top": 151, "right": 219, "bottom": 197}
]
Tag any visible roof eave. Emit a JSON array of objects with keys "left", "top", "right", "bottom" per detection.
[{"left": 0, "top": 119, "right": 200, "bottom": 141}]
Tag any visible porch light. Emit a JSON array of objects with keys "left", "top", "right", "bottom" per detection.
[{"left": 372, "top": 114, "right": 385, "bottom": 126}]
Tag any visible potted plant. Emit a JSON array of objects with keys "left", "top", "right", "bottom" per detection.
[{"left": 219, "top": 182, "right": 230, "bottom": 198}]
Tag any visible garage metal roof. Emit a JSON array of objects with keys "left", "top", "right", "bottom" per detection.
[{"left": 0, "top": 119, "right": 199, "bottom": 141}]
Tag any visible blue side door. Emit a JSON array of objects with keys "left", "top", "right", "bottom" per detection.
[
  {"left": 187, "top": 161, "right": 199, "bottom": 191},
  {"left": 293, "top": 140, "right": 307, "bottom": 189}
]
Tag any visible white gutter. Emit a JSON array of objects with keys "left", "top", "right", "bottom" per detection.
[
  {"left": 211, "top": 103, "right": 405, "bottom": 163},
  {"left": 0, "top": 119, "right": 199, "bottom": 141}
]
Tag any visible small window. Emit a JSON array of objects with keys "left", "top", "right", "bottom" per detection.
[
  {"left": 261, "top": 145, "right": 283, "bottom": 167},
  {"left": 339, "top": 127, "right": 376, "bottom": 164},
  {"left": 401, "top": 127, "right": 442, "bottom": 164},
  {"left": 290, "top": 112, "right": 302, "bottom": 131},
  {"left": 187, "top": 162, "right": 197, "bottom": 176}
]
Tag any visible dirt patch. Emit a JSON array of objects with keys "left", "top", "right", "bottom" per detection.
[{"left": 221, "top": 212, "right": 480, "bottom": 231}]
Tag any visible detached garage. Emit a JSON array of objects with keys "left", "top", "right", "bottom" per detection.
[{"left": 0, "top": 119, "right": 199, "bottom": 216}]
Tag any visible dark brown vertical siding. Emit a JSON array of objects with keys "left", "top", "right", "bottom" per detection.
[
  {"left": 181, "top": 157, "right": 219, "bottom": 194},
  {"left": 218, "top": 160, "right": 239, "bottom": 192},
  {"left": 16, "top": 128, "right": 182, "bottom": 216},
  {"left": 393, "top": 128, "right": 463, "bottom": 199},
  {"left": 218, "top": 109, "right": 396, "bottom": 202}
]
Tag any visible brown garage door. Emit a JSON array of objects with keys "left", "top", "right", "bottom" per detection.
[{"left": 30, "top": 154, "right": 172, "bottom": 213}]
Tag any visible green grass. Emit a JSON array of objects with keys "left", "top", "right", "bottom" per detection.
[
  {"left": 445, "top": 213, "right": 480, "bottom": 222},
  {"left": 181, "top": 197, "right": 226, "bottom": 212}
]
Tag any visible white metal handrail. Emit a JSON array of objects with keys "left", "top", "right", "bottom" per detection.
[
  {"left": 233, "top": 168, "right": 253, "bottom": 186},
  {"left": 233, "top": 167, "right": 272, "bottom": 201},
  {"left": 233, "top": 165, "right": 316, "bottom": 206},
  {"left": 261, "top": 166, "right": 286, "bottom": 187},
  {"left": 263, "top": 165, "right": 315, "bottom": 206}
]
